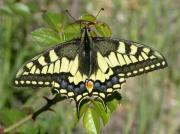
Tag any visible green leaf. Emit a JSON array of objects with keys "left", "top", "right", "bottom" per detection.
[
  {"left": 0, "top": 108, "right": 26, "bottom": 126},
  {"left": 64, "top": 23, "right": 81, "bottom": 40},
  {"left": 79, "top": 14, "right": 96, "bottom": 22},
  {"left": 42, "top": 12, "right": 63, "bottom": 32},
  {"left": 18, "top": 121, "right": 45, "bottom": 134},
  {"left": 73, "top": 100, "right": 89, "bottom": 127},
  {"left": 89, "top": 30, "right": 97, "bottom": 37},
  {"left": 27, "top": 1, "right": 40, "bottom": 13},
  {"left": 0, "top": 5, "right": 13, "bottom": 15},
  {"left": 83, "top": 108, "right": 101, "bottom": 134},
  {"left": 93, "top": 101, "right": 110, "bottom": 125},
  {"left": 107, "top": 92, "right": 122, "bottom": 113},
  {"left": 95, "top": 22, "right": 112, "bottom": 37},
  {"left": 31, "top": 28, "right": 61, "bottom": 45},
  {"left": 10, "top": 3, "right": 31, "bottom": 17}
]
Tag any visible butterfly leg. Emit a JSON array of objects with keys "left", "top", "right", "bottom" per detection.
[
  {"left": 75, "top": 96, "right": 89, "bottom": 118},
  {"left": 76, "top": 100, "right": 81, "bottom": 118},
  {"left": 98, "top": 97, "right": 108, "bottom": 112},
  {"left": 94, "top": 92, "right": 108, "bottom": 112}
]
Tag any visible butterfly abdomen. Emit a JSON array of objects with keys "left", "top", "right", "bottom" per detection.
[{"left": 79, "top": 49, "right": 96, "bottom": 77}]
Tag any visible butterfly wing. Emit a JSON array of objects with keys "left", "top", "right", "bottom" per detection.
[
  {"left": 14, "top": 39, "right": 81, "bottom": 88},
  {"left": 94, "top": 37, "right": 167, "bottom": 79}
]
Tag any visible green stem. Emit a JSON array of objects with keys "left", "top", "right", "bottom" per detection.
[
  {"left": 4, "top": 115, "right": 32, "bottom": 133},
  {"left": 3, "top": 94, "right": 67, "bottom": 133}
]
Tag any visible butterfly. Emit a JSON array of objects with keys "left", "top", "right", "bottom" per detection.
[{"left": 14, "top": 13, "right": 167, "bottom": 116}]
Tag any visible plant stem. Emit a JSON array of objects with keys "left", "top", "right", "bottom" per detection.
[
  {"left": 3, "top": 94, "right": 67, "bottom": 133},
  {"left": 4, "top": 115, "right": 32, "bottom": 133}
]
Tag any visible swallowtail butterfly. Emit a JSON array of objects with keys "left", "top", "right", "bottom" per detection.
[{"left": 14, "top": 12, "right": 167, "bottom": 115}]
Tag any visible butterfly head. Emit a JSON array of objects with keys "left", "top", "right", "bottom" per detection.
[
  {"left": 80, "top": 25, "right": 91, "bottom": 34},
  {"left": 79, "top": 25, "right": 93, "bottom": 43}
]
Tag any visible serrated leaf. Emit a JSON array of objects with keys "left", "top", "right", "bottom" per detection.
[
  {"left": 93, "top": 101, "right": 110, "bottom": 125},
  {"left": 64, "top": 23, "right": 81, "bottom": 40},
  {"left": 42, "top": 12, "right": 63, "bottom": 31},
  {"left": 83, "top": 108, "right": 101, "bottom": 134},
  {"left": 95, "top": 22, "right": 112, "bottom": 37},
  {"left": 10, "top": 3, "right": 30, "bottom": 17},
  {"left": 79, "top": 14, "right": 96, "bottom": 22},
  {"left": 31, "top": 28, "right": 61, "bottom": 45}
]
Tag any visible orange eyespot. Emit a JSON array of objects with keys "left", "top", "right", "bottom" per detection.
[{"left": 85, "top": 80, "right": 94, "bottom": 93}]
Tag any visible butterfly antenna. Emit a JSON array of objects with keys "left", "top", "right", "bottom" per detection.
[
  {"left": 95, "top": 8, "right": 104, "bottom": 19},
  {"left": 65, "top": 9, "right": 80, "bottom": 34},
  {"left": 65, "top": 9, "right": 77, "bottom": 21}
]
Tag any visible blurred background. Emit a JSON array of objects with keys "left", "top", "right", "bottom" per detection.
[{"left": 0, "top": 0, "right": 179, "bottom": 134}]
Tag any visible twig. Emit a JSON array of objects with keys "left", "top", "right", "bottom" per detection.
[
  {"left": 2, "top": 94, "right": 67, "bottom": 133},
  {"left": 3, "top": 115, "right": 32, "bottom": 133},
  {"left": 32, "top": 94, "right": 67, "bottom": 119}
]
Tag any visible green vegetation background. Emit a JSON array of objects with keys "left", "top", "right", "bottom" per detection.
[{"left": 0, "top": 0, "right": 179, "bottom": 134}]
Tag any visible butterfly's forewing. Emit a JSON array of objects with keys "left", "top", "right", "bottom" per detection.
[
  {"left": 94, "top": 37, "right": 167, "bottom": 80},
  {"left": 14, "top": 39, "right": 81, "bottom": 88}
]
